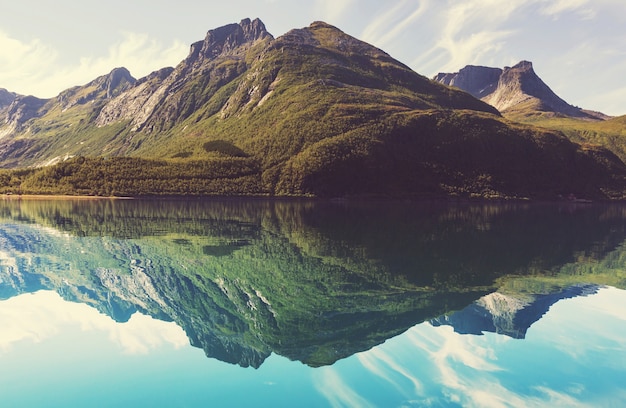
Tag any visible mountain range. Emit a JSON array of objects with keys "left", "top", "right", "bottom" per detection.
[{"left": 1, "top": 18, "right": 626, "bottom": 199}]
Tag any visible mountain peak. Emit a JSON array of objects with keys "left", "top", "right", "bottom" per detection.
[
  {"left": 91, "top": 67, "right": 136, "bottom": 99},
  {"left": 0, "top": 88, "right": 18, "bottom": 109},
  {"left": 309, "top": 21, "right": 339, "bottom": 30},
  {"left": 435, "top": 60, "right": 605, "bottom": 119},
  {"left": 510, "top": 60, "right": 533, "bottom": 70},
  {"left": 189, "top": 17, "right": 272, "bottom": 62}
]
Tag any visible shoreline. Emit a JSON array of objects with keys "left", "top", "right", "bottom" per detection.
[
  {"left": 0, "top": 193, "right": 618, "bottom": 206},
  {"left": 1, "top": 194, "right": 134, "bottom": 201}
]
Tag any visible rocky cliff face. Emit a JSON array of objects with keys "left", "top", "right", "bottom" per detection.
[
  {"left": 434, "top": 65, "right": 502, "bottom": 99},
  {"left": 1, "top": 95, "right": 47, "bottom": 137},
  {"left": 0, "top": 88, "right": 17, "bottom": 109},
  {"left": 435, "top": 61, "right": 606, "bottom": 119}
]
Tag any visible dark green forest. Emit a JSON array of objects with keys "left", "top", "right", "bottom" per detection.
[{"left": 0, "top": 156, "right": 266, "bottom": 197}]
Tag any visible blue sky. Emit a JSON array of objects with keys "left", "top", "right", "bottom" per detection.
[{"left": 1, "top": 0, "right": 625, "bottom": 115}]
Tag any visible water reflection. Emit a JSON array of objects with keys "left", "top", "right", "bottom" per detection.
[{"left": 1, "top": 199, "right": 625, "bottom": 369}]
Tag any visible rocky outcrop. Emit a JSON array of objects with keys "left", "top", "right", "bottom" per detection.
[
  {"left": 1, "top": 95, "right": 47, "bottom": 137},
  {"left": 0, "top": 88, "right": 18, "bottom": 109},
  {"left": 434, "top": 65, "right": 502, "bottom": 99},
  {"left": 94, "top": 67, "right": 174, "bottom": 127},
  {"left": 435, "top": 61, "right": 605, "bottom": 119}
]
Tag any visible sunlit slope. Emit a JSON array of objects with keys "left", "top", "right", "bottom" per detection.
[{"left": 514, "top": 114, "right": 626, "bottom": 163}]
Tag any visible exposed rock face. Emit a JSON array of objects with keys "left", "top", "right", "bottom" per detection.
[
  {"left": 434, "top": 65, "right": 502, "bottom": 99},
  {"left": 1, "top": 95, "right": 47, "bottom": 137},
  {"left": 96, "top": 18, "right": 273, "bottom": 132},
  {"left": 484, "top": 61, "right": 580, "bottom": 115},
  {"left": 94, "top": 67, "right": 174, "bottom": 128},
  {"left": 83, "top": 67, "right": 136, "bottom": 100},
  {"left": 0, "top": 88, "right": 18, "bottom": 109},
  {"left": 435, "top": 61, "right": 604, "bottom": 119}
]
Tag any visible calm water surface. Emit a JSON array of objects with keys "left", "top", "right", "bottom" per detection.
[{"left": 0, "top": 198, "right": 625, "bottom": 407}]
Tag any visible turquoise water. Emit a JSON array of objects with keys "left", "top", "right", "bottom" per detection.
[{"left": 0, "top": 199, "right": 625, "bottom": 407}]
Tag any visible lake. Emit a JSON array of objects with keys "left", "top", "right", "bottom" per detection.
[{"left": 0, "top": 198, "right": 625, "bottom": 407}]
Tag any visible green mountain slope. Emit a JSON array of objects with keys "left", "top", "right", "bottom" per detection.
[
  {"left": 1, "top": 19, "right": 626, "bottom": 199},
  {"left": 513, "top": 114, "right": 626, "bottom": 163}
]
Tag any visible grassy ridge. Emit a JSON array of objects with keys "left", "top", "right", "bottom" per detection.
[{"left": 512, "top": 115, "right": 626, "bottom": 163}]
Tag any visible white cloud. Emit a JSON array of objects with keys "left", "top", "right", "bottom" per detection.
[
  {"left": 0, "top": 30, "right": 187, "bottom": 98},
  {"left": 412, "top": 0, "right": 525, "bottom": 74},
  {"left": 361, "top": 0, "right": 430, "bottom": 48},
  {"left": 404, "top": 325, "right": 589, "bottom": 408},
  {"left": 313, "top": 367, "right": 375, "bottom": 408},
  {"left": 314, "top": 0, "right": 357, "bottom": 22},
  {"left": 537, "top": 0, "right": 595, "bottom": 19},
  {"left": 358, "top": 348, "right": 424, "bottom": 396},
  {"left": 0, "top": 291, "right": 188, "bottom": 355},
  {"left": 0, "top": 30, "right": 59, "bottom": 92}
]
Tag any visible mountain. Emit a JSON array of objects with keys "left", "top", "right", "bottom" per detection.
[
  {"left": 1, "top": 19, "right": 626, "bottom": 200},
  {"left": 430, "top": 284, "right": 601, "bottom": 338},
  {"left": 0, "top": 68, "right": 136, "bottom": 166},
  {"left": 434, "top": 61, "right": 608, "bottom": 120}
]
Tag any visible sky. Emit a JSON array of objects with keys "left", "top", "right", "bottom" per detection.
[{"left": 1, "top": 0, "right": 625, "bottom": 116}]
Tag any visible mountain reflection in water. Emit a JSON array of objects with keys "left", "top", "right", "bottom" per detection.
[{"left": 0, "top": 198, "right": 625, "bottom": 370}]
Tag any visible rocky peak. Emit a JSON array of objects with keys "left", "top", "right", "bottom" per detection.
[
  {"left": 435, "top": 60, "right": 602, "bottom": 119},
  {"left": 430, "top": 284, "right": 601, "bottom": 339},
  {"left": 82, "top": 67, "right": 136, "bottom": 99},
  {"left": 98, "top": 67, "right": 136, "bottom": 99},
  {"left": 308, "top": 20, "right": 392, "bottom": 59},
  {"left": 56, "top": 67, "right": 136, "bottom": 111},
  {"left": 0, "top": 88, "right": 18, "bottom": 109},
  {"left": 97, "top": 19, "right": 273, "bottom": 132},
  {"left": 8, "top": 95, "right": 47, "bottom": 118},
  {"left": 485, "top": 60, "right": 581, "bottom": 115},
  {"left": 189, "top": 18, "right": 272, "bottom": 63}
]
